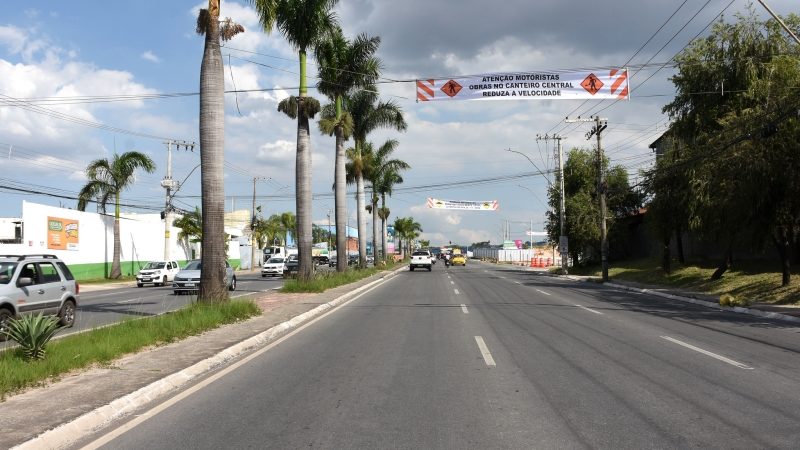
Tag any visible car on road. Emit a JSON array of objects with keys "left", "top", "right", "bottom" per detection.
[
  {"left": 261, "top": 257, "right": 286, "bottom": 277},
  {"left": 409, "top": 250, "right": 433, "bottom": 271},
  {"left": 282, "top": 254, "right": 316, "bottom": 278},
  {"left": 136, "top": 260, "right": 180, "bottom": 287},
  {"left": 172, "top": 260, "right": 236, "bottom": 295},
  {"left": 451, "top": 253, "right": 467, "bottom": 266},
  {"left": 0, "top": 254, "right": 78, "bottom": 338}
]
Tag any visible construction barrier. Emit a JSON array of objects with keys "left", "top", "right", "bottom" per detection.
[{"left": 530, "top": 258, "right": 536, "bottom": 267}]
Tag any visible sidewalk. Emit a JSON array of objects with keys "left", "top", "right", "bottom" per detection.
[{"left": 2, "top": 267, "right": 403, "bottom": 450}]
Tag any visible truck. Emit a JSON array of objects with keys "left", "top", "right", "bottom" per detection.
[{"left": 263, "top": 246, "right": 297, "bottom": 260}]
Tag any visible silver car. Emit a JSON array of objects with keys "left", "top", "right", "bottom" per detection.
[
  {"left": 0, "top": 254, "right": 79, "bottom": 339},
  {"left": 172, "top": 260, "right": 236, "bottom": 295}
]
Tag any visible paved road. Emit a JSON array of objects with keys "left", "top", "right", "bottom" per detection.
[{"left": 82, "top": 261, "right": 800, "bottom": 449}]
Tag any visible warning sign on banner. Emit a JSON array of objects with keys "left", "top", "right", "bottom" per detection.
[{"left": 416, "top": 69, "right": 629, "bottom": 102}]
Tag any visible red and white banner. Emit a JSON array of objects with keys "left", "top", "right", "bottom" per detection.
[
  {"left": 427, "top": 198, "right": 499, "bottom": 211},
  {"left": 417, "top": 69, "right": 629, "bottom": 102}
]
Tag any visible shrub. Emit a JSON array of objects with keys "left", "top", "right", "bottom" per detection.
[
  {"left": 4, "top": 314, "right": 60, "bottom": 361},
  {"left": 719, "top": 294, "right": 733, "bottom": 307}
]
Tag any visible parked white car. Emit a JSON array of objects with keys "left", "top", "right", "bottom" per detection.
[
  {"left": 261, "top": 257, "right": 286, "bottom": 277},
  {"left": 136, "top": 260, "right": 180, "bottom": 287}
]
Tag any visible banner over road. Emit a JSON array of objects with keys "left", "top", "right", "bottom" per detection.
[
  {"left": 417, "top": 69, "right": 628, "bottom": 102},
  {"left": 427, "top": 198, "right": 499, "bottom": 211}
]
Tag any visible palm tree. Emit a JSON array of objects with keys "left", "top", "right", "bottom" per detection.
[
  {"left": 378, "top": 205, "right": 392, "bottom": 259},
  {"left": 364, "top": 139, "right": 409, "bottom": 260},
  {"left": 346, "top": 90, "right": 407, "bottom": 267},
  {"left": 196, "top": 1, "right": 243, "bottom": 301},
  {"left": 250, "top": 0, "right": 338, "bottom": 282},
  {"left": 174, "top": 207, "right": 202, "bottom": 259},
  {"left": 77, "top": 151, "right": 156, "bottom": 279},
  {"left": 317, "top": 28, "right": 381, "bottom": 272},
  {"left": 278, "top": 211, "right": 296, "bottom": 246}
]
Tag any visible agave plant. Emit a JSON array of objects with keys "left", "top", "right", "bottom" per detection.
[{"left": 4, "top": 314, "right": 60, "bottom": 360}]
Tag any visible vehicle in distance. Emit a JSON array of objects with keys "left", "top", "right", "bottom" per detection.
[
  {"left": 136, "top": 260, "right": 180, "bottom": 287},
  {"left": 282, "top": 254, "right": 315, "bottom": 278},
  {"left": 451, "top": 253, "right": 467, "bottom": 266},
  {"left": 173, "top": 260, "right": 236, "bottom": 295},
  {"left": 261, "top": 257, "right": 286, "bottom": 277},
  {"left": 409, "top": 250, "right": 432, "bottom": 272},
  {"left": 0, "top": 254, "right": 78, "bottom": 338}
]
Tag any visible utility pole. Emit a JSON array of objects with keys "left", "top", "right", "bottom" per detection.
[
  {"left": 161, "top": 139, "right": 195, "bottom": 261},
  {"left": 566, "top": 116, "right": 608, "bottom": 281},
  {"left": 536, "top": 133, "right": 567, "bottom": 274}
]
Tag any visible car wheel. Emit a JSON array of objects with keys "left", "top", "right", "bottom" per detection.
[
  {"left": 229, "top": 276, "right": 236, "bottom": 291},
  {"left": 262, "top": 274, "right": 266, "bottom": 278},
  {"left": 0, "top": 308, "right": 13, "bottom": 341},
  {"left": 137, "top": 283, "right": 143, "bottom": 288},
  {"left": 161, "top": 276, "right": 168, "bottom": 286},
  {"left": 174, "top": 290, "right": 180, "bottom": 295},
  {"left": 410, "top": 266, "right": 414, "bottom": 271},
  {"left": 58, "top": 300, "right": 76, "bottom": 327},
  {"left": 428, "top": 266, "right": 432, "bottom": 271}
]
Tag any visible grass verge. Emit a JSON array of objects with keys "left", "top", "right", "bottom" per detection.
[
  {"left": 567, "top": 258, "right": 800, "bottom": 305},
  {"left": 0, "top": 300, "right": 260, "bottom": 400},
  {"left": 281, "top": 259, "right": 403, "bottom": 293}
]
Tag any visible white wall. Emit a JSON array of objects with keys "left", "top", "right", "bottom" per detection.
[{"left": 0, "top": 201, "right": 241, "bottom": 265}]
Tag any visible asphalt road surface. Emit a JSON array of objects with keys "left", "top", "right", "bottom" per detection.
[{"left": 81, "top": 261, "right": 800, "bottom": 449}]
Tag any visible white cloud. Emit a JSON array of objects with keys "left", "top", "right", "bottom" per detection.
[{"left": 141, "top": 51, "right": 160, "bottom": 63}]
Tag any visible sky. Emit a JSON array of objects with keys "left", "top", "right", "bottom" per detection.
[{"left": 0, "top": 0, "right": 796, "bottom": 248}]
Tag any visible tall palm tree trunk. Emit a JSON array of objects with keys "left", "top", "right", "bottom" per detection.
[
  {"left": 296, "top": 98, "right": 314, "bottom": 281},
  {"left": 371, "top": 190, "right": 379, "bottom": 261},
  {"left": 335, "top": 126, "right": 348, "bottom": 272},
  {"left": 198, "top": 5, "right": 228, "bottom": 302},
  {"left": 111, "top": 192, "right": 122, "bottom": 279},
  {"left": 380, "top": 195, "right": 388, "bottom": 261},
  {"left": 356, "top": 173, "right": 367, "bottom": 268}
]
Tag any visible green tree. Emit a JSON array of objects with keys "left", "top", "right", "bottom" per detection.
[
  {"left": 346, "top": 90, "right": 407, "bottom": 267},
  {"left": 174, "top": 207, "right": 202, "bottom": 258},
  {"left": 662, "top": 7, "right": 800, "bottom": 284},
  {"left": 196, "top": 1, "right": 242, "bottom": 301},
  {"left": 77, "top": 151, "right": 156, "bottom": 279},
  {"left": 393, "top": 217, "right": 421, "bottom": 258},
  {"left": 376, "top": 167, "right": 405, "bottom": 261},
  {"left": 545, "top": 148, "right": 639, "bottom": 267},
  {"left": 317, "top": 27, "right": 381, "bottom": 272},
  {"left": 364, "top": 139, "right": 409, "bottom": 261},
  {"left": 250, "top": 0, "right": 338, "bottom": 282}
]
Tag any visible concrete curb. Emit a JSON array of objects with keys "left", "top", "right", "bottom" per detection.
[
  {"left": 500, "top": 263, "right": 800, "bottom": 325},
  {"left": 15, "top": 267, "right": 404, "bottom": 450},
  {"left": 602, "top": 281, "right": 800, "bottom": 325}
]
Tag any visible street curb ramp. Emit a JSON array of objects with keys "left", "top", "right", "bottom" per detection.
[{"left": 15, "top": 267, "right": 403, "bottom": 450}]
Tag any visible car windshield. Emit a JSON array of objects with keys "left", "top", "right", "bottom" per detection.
[
  {"left": 183, "top": 261, "right": 202, "bottom": 270},
  {"left": 0, "top": 262, "right": 17, "bottom": 284},
  {"left": 268, "top": 258, "right": 284, "bottom": 263},
  {"left": 144, "top": 262, "right": 166, "bottom": 270},
  {"left": 412, "top": 251, "right": 428, "bottom": 256}
]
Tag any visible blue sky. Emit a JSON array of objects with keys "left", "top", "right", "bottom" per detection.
[{"left": 0, "top": 0, "right": 796, "bottom": 247}]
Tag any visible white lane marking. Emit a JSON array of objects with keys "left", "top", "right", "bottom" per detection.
[
  {"left": 536, "top": 289, "right": 551, "bottom": 296},
  {"left": 474, "top": 336, "right": 496, "bottom": 366},
  {"left": 461, "top": 304, "right": 469, "bottom": 314},
  {"left": 660, "top": 336, "right": 754, "bottom": 370},
  {"left": 576, "top": 304, "right": 603, "bottom": 315},
  {"left": 514, "top": 281, "right": 521, "bottom": 285},
  {"left": 450, "top": 281, "right": 455, "bottom": 285},
  {"left": 499, "top": 276, "right": 506, "bottom": 279},
  {"left": 454, "top": 289, "right": 460, "bottom": 295}
]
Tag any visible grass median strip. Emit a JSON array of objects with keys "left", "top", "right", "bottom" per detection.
[
  {"left": 281, "top": 260, "right": 401, "bottom": 293},
  {"left": 0, "top": 300, "right": 260, "bottom": 400}
]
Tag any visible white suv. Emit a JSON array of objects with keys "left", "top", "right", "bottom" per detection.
[
  {"left": 136, "top": 260, "right": 180, "bottom": 287},
  {"left": 410, "top": 250, "right": 433, "bottom": 272},
  {"left": 0, "top": 254, "right": 79, "bottom": 339}
]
